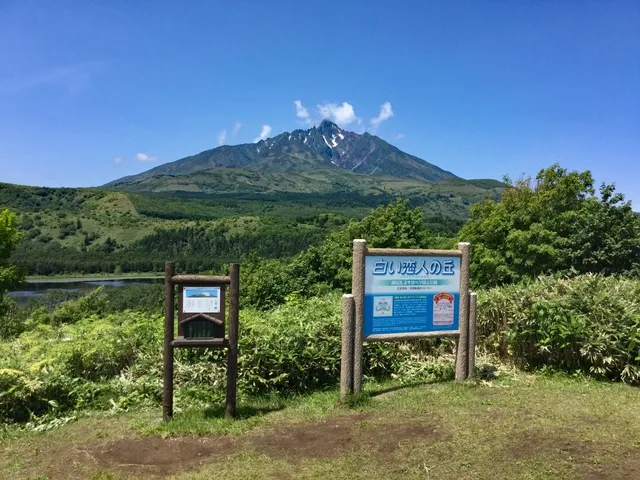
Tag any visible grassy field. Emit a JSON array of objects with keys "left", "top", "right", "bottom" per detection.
[{"left": 2, "top": 373, "right": 638, "bottom": 480}]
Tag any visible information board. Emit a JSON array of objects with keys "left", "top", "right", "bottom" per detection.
[
  {"left": 364, "top": 255, "right": 461, "bottom": 336},
  {"left": 182, "top": 286, "right": 221, "bottom": 313}
]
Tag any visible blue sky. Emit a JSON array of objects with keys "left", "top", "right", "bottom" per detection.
[{"left": 1, "top": 1, "right": 638, "bottom": 204}]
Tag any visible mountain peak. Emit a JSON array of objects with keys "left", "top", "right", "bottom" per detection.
[
  {"left": 318, "top": 119, "right": 340, "bottom": 130},
  {"left": 106, "top": 123, "right": 459, "bottom": 187}
]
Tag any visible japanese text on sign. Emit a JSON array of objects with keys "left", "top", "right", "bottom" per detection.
[{"left": 372, "top": 259, "right": 456, "bottom": 276}]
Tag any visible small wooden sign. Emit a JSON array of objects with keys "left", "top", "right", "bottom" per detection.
[{"left": 163, "top": 263, "right": 240, "bottom": 420}]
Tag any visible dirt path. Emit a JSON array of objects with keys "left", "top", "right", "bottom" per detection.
[{"left": 53, "top": 412, "right": 439, "bottom": 479}]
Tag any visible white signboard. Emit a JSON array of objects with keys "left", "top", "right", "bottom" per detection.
[{"left": 182, "top": 286, "right": 221, "bottom": 314}]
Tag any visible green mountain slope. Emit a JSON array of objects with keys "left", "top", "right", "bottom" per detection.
[
  {"left": 107, "top": 165, "right": 504, "bottom": 204},
  {"left": 1, "top": 172, "right": 504, "bottom": 275}
]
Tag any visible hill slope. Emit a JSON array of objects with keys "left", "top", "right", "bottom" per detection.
[
  {"left": 107, "top": 165, "right": 498, "bottom": 197},
  {"left": 107, "top": 120, "right": 458, "bottom": 189}
]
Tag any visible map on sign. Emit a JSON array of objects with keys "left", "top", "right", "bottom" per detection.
[
  {"left": 182, "top": 287, "right": 221, "bottom": 314},
  {"left": 364, "top": 255, "right": 461, "bottom": 336}
]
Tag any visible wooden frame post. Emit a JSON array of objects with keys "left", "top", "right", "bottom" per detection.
[
  {"left": 455, "top": 242, "right": 471, "bottom": 381},
  {"left": 468, "top": 291, "right": 478, "bottom": 379},
  {"left": 352, "top": 239, "right": 366, "bottom": 394},
  {"left": 163, "top": 261, "right": 175, "bottom": 420},
  {"left": 340, "top": 294, "right": 355, "bottom": 401},
  {"left": 225, "top": 263, "right": 240, "bottom": 418}
]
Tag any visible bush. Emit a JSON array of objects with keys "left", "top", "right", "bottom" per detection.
[
  {"left": 5, "top": 264, "right": 639, "bottom": 426},
  {"left": 478, "top": 275, "right": 640, "bottom": 384},
  {"left": 0, "top": 309, "right": 162, "bottom": 423},
  {"left": 0, "top": 293, "right": 452, "bottom": 424},
  {"left": 101, "top": 283, "right": 164, "bottom": 314},
  {"left": 30, "top": 288, "right": 108, "bottom": 326},
  {"left": 0, "top": 296, "right": 29, "bottom": 339}
]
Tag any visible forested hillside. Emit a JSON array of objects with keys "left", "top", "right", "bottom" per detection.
[{"left": 1, "top": 180, "right": 484, "bottom": 275}]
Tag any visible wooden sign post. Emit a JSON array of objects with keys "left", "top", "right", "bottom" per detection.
[
  {"left": 340, "top": 240, "right": 476, "bottom": 400},
  {"left": 163, "top": 262, "right": 240, "bottom": 420}
]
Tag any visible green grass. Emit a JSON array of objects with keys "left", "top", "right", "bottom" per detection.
[{"left": 2, "top": 373, "right": 639, "bottom": 479}]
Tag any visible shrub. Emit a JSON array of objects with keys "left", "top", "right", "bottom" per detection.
[
  {"left": 478, "top": 275, "right": 640, "bottom": 384},
  {"left": 101, "top": 283, "right": 164, "bottom": 314},
  {"left": 0, "top": 310, "right": 162, "bottom": 423},
  {"left": 0, "top": 296, "right": 29, "bottom": 339},
  {"left": 5, "top": 274, "right": 639, "bottom": 426},
  {"left": 30, "top": 288, "right": 108, "bottom": 326},
  {"left": 241, "top": 199, "right": 435, "bottom": 309},
  {"left": 0, "top": 293, "right": 451, "bottom": 424}
]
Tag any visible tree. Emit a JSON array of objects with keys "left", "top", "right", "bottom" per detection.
[
  {"left": 308, "top": 199, "right": 435, "bottom": 291},
  {"left": 103, "top": 237, "right": 117, "bottom": 253},
  {"left": 459, "top": 165, "right": 640, "bottom": 287},
  {"left": 241, "top": 199, "right": 436, "bottom": 308},
  {"left": 0, "top": 209, "right": 25, "bottom": 300}
]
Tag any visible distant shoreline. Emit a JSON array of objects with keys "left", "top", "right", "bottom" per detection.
[{"left": 25, "top": 273, "right": 164, "bottom": 284}]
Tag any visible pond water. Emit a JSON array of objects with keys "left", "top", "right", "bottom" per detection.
[{"left": 8, "top": 277, "right": 163, "bottom": 307}]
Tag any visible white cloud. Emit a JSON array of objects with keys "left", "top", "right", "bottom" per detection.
[
  {"left": 395, "top": 133, "right": 405, "bottom": 140},
  {"left": 136, "top": 152, "right": 158, "bottom": 162},
  {"left": 232, "top": 122, "right": 242, "bottom": 137},
  {"left": 253, "top": 125, "right": 272, "bottom": 143},
  {"left": 217, "top": 129, "right": 227, "bottom": 146},
  {"left": 370, "top": 102, "right": 394, "bottom": 130},
  {"left": 113, "top": 156, "right": 122, "bottom": 165},
  {"left": 294, "top": 100, "right": 312, "bottom": 124},
  {"left": 317, "top": 102, "right": 359, "bottom": 127}
]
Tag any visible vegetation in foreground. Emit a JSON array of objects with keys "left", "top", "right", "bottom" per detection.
[
  {"left": 0, "top": 164, "right": 639, "bottom": 428},
  {"left": 0, "top": 273, "right": 638, "bottom": 429}
]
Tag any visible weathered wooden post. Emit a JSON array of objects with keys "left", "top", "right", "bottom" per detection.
[
  {"left": 226, "top": 263, "right": 240, "bottom": 418},
  {"left": 163, "top": 261, "right": 175, "bottom": 420},
  {"left": 468, "top": 291, "right": 478, "bottom": 379},
  {"left": 455, "top": 242, "right": 471, "bottom": 381},
  {"left": 340, "top": 294, "right": 355, "bottom": 401},
  {"left": 352, "top": 239, "right": 366, "bottom": 394}
]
